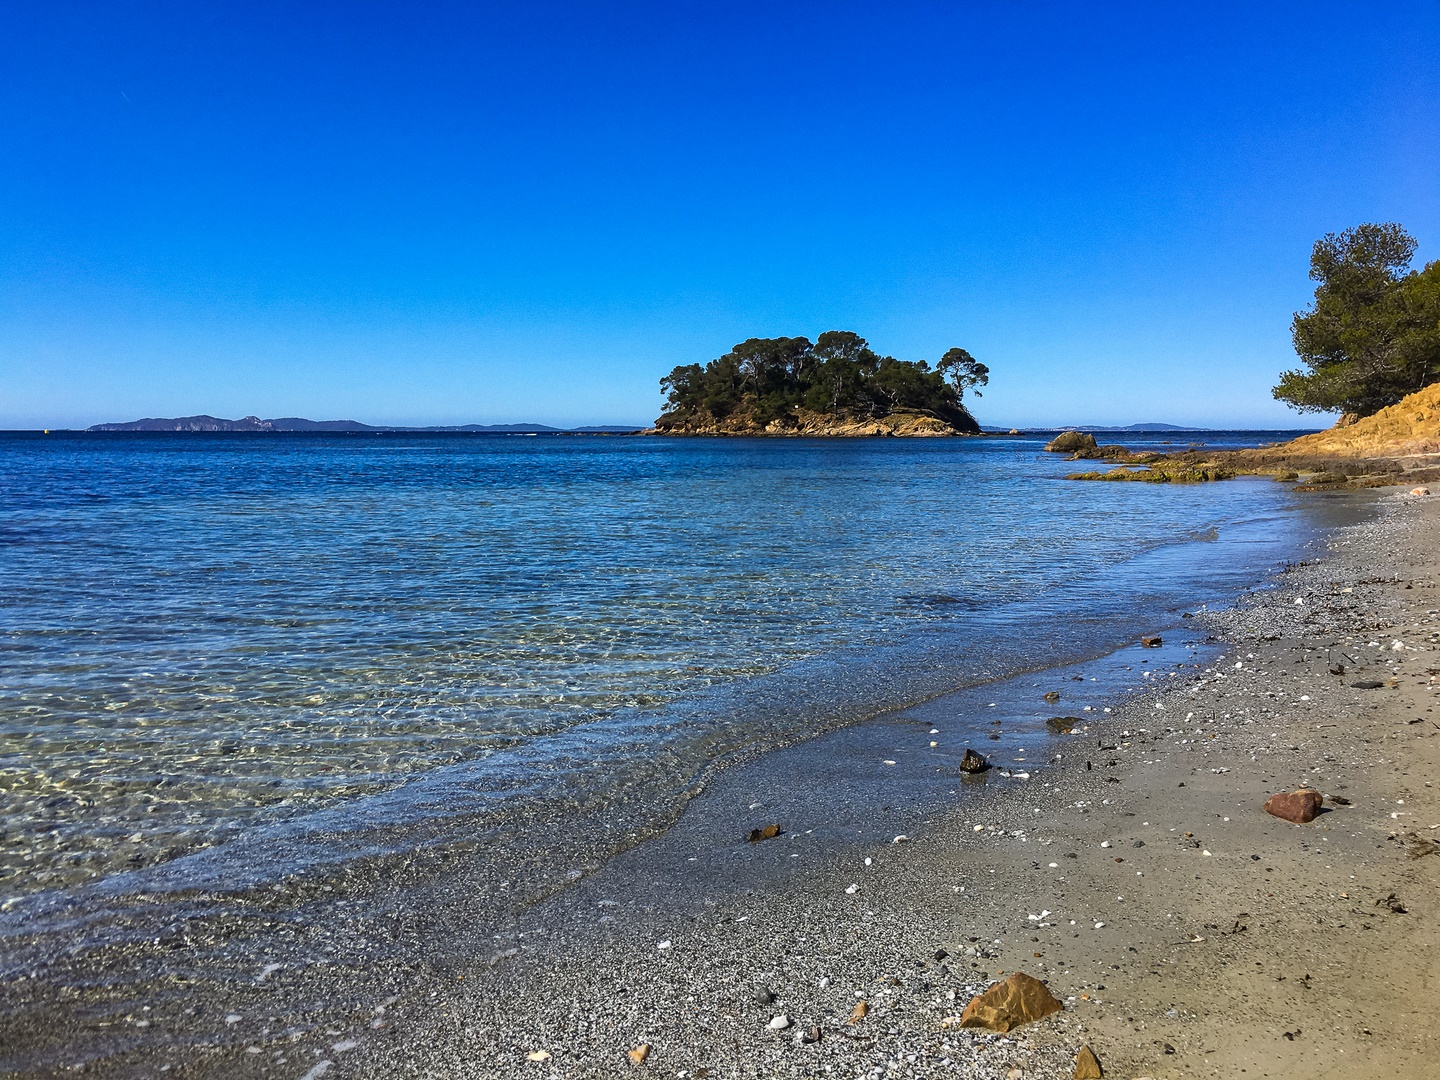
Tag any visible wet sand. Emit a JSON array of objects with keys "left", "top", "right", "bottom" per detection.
[{"left": 340, "top": 493, "right": 1440, "bottom": 1079}]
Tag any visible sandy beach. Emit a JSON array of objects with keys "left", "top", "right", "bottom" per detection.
[{"left": 319, "top": 491, "right": 1440, "bottom": 1080}]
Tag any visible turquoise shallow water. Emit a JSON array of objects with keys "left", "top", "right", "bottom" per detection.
[{"left": 0, "top": 430, "right": 1334, "bottom": 904}]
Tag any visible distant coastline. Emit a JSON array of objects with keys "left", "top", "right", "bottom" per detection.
[{"left": 83, "top": 414, "right": 641, "bottom": 434}]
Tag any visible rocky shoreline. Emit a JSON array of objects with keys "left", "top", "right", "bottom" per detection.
[
  {"left": 1054, "top": 383, "right": 1440, "bottom": 491},
  {"left": 323, "top": 493, "right": 1439, "bottom": 1078},
  {"left": 647, "top": 406, "right": 979, "bottom": 437}
]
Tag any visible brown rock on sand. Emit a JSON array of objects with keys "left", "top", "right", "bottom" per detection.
[
  {"left": 1264, "top": 789, "right": 1323, "bottom": 824},
  {"left": 958, "top": 972, "right": 1063, "bottom": 1032},
  {"left": 1074, "top": 1043, "right": 1103, "bottom": 1079}
]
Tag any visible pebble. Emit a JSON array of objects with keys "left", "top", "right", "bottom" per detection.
[{"left": 767, "top": 1014, "right": 791, "bottom": 1031}]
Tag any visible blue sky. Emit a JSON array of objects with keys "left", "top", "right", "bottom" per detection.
[{"left": 1, "top": 2, "right": 1437, "bottom": 429}]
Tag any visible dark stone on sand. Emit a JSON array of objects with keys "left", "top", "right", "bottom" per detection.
[
  {"left": 1350, "top": 680, "right": 1384, "bottom": 689},
  {"left": 959, "top": 749, "right": 989, "bottom": 773},
  {"left": 1140, "top": 635, "right": 1162, "bottom": 648}
]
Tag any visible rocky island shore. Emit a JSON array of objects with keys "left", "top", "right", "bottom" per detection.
[
  {"left": 650, "top": 331, "right": 988, "bottom": 437},
  {"left": 1054, "top": 382, "right": 1440, "bottom": 490}
]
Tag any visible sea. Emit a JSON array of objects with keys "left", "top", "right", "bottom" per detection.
[{"left": 0, "top": 429, "right": 1363, "bottom": 1069}]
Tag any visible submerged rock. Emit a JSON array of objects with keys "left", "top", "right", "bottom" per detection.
[{"left": 1046, "top": 716, "right": 1083, "bottom": 734}]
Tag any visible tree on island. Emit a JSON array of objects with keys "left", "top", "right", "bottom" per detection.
[
  {"left": 658, "top": 332, "right": 985, "bottom": 432},
  {"left": 1275, "top": 222, "right": 1440, "bottom": 417}
]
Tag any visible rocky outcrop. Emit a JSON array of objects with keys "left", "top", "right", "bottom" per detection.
[
  {"left": 1066, "top": 382, "right": 1440, "bottom": 488},
  {"left": 1278, "top": 381, "right": 1440, "bottom": 459},
  {"left": 1044, "top": 431, "right": 1097, "bottom": 453},
  {"left": 651, "top": 404, "right": 979, "bottom": 437}
]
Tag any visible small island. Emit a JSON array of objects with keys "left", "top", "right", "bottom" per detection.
[{"left": 652, "top": 331, "right": 989, "bottom": 436}]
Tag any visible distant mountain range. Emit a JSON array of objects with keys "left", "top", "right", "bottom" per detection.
[
  {"left": 86, "top": 415, "right": 640, "bottom": 434},
  {"left": 980, "top": 422, "right": 1206, "bottom": 433}
]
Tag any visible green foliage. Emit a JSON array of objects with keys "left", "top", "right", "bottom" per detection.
[
  {"left": 659, "top": 332, "right": 983, "bottom": 427},
  {"left": 936, "top": 347, "right": 990, "bottom": 400},
  {"left": 1276, "top": 223, "right": 1440, "bottom": 416}
]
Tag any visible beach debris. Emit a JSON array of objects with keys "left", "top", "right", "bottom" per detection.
[
  {"left": 1351, "top": 679, "right": 1385, "bottom": 689},
  {"left": 526, "top": 1050, "right": 552, "bottom": 1062},
  {"left": 799, "top": 1025, "right": 822, "bottom": 1044},
  {"left": 747, "top": 824, "right": 781, "bottom": 843},
  {"left": 1264, "top": 789, "right": 1323, "bottom": 824},
  {"left": 767, "top": 1014, "right": 791, "bottom": 1031},
  {"left": 1140, "top": 636, "right": 1163, "bottom": 648},
  {"left": 958, "top": 972, "right": 1063, "bottom": 1032},
  {"left": 959, "top": 749, "right": 989, "bottom": 773},
  {"left": 754, "top": 986, "right": 776, "bottom": 1005},
  {"left": 628, "top": 1043, "right": 650, "bottom": 1065},
  {"left": 1326, "top": 793, "right": 1352, "bottom": 806},
  {"left": 845, "top": 883, "right": 859, "bottom": 894},
  {"left": 1044, "top": 691, "right": 1061, "bottom": 703},
  {"left": 1378, "top": 893, "right": 1408, "bottom": 914},
  {"left": 891, "top": 834, "right": 909, "bottom": 844},
  {"left": 657, "top": 940, "right": 673, "bottom": 951},
  {"left": 1046, "top": 716, "right": 1082, "bottom": 734},
  {"left": 1412, "top": 487, "right": 1431, "bottom": 496},
  {"left": 1074, "top": 1043, "right": 1104, "bottom": 1079},
  {"left": 848, "top": 1000, "right": 869, "bottom": 1023}
]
